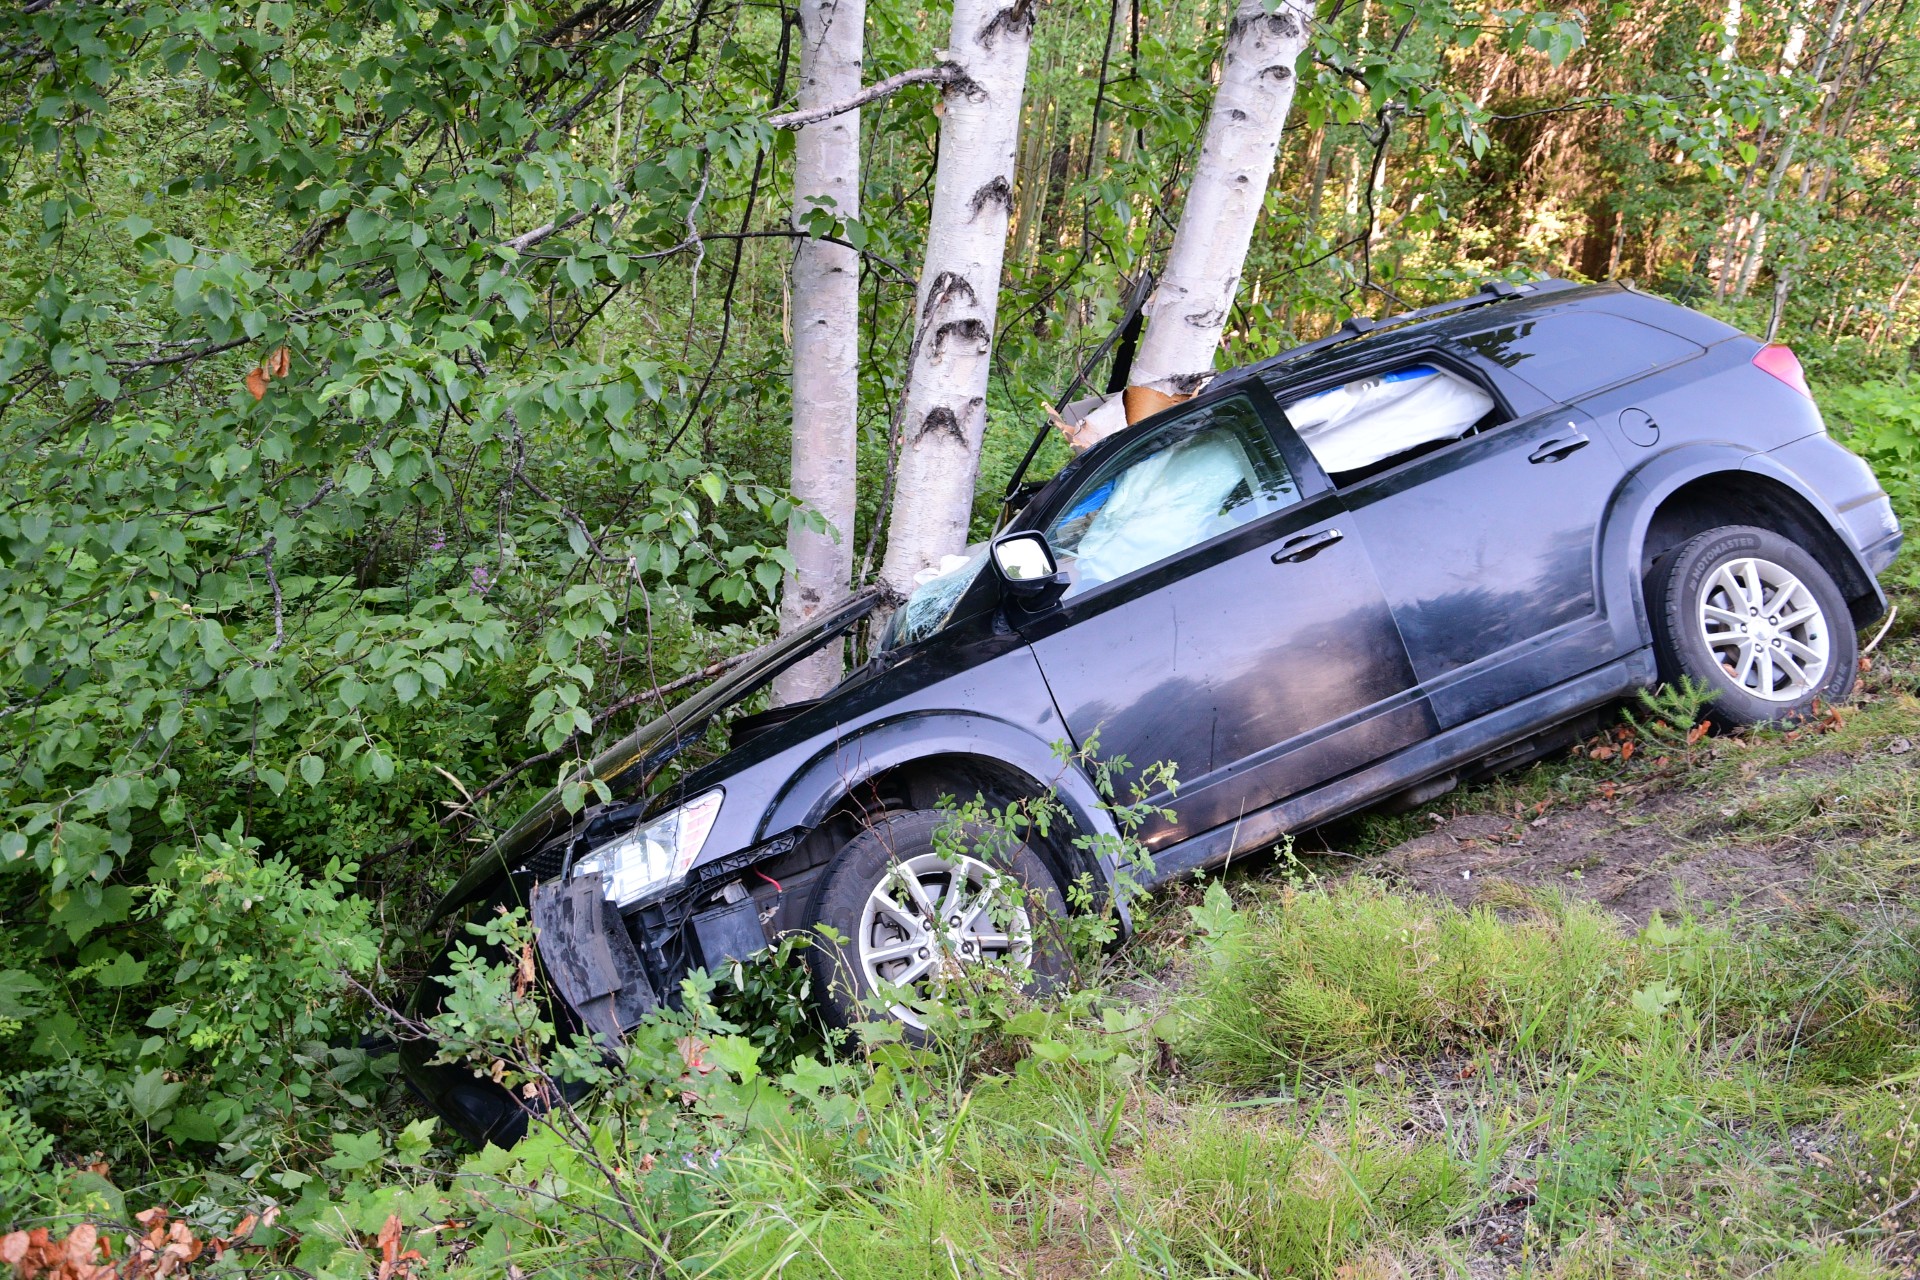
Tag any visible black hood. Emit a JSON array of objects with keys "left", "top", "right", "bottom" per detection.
[{"left": 429, "top": 589, "right": 881, "bottom": 920}]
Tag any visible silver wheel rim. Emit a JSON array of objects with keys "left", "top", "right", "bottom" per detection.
[
  {"left": 857, "top": 851, "right": 1033, "bottom": 1030},
  {"left": 1696, "top": 555, "right": 1830, "bottom": 703}
]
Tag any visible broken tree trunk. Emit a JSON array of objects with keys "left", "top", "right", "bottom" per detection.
[
  {"left": 774, "top": 0, "right": 865, "bottom": 704},
  {"left": 875, "top": 0, "right": 1036, "bottom": 603},
  {"left": 1122, "top": 0, "right": 1313, "bottom": 423}
]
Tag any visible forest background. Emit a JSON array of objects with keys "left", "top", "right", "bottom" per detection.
[{"left": 4, "top": 0, "right": 1920, "bottom": 1272}]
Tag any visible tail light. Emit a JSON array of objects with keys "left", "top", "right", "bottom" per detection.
[{"left": 1753, "top": 343, "right": 1812, "bottom": 399}]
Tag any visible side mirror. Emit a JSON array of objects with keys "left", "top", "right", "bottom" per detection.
[{"left": 989, "top": 531, "right": 1067, "bottom": 606}]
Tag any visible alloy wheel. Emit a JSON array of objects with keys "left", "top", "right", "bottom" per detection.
[
  {"left": 1696, "top": 555, "right": 1831, "bottom": 703},
  {"left": 856, "top": 851, "right": 1034, "bottom": 1028}
]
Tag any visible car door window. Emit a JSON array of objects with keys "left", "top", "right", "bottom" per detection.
[
  {"left": 1279, "top": 362, "right": 1501, "bottom": 487},
  {"left": 1044, "top": 394, "right": 1300, "bottom": 597}
]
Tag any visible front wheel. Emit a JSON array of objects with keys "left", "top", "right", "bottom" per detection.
[
  {"left": 1647, "top": 524, "right": 1857, "bottom": 727},
  {"left": 805, "top": 810, "right": 1068, "bottom": 1036}
]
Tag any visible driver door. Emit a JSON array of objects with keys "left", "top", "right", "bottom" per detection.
[{"left": 1014, "top": 390, "right": 1432, "bottom": 854}]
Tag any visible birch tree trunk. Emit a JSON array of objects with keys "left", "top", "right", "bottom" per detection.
[
  {"left": 875, "top": 0, "right": 1036, "bottom": 602},
  {"left": 1124, "top": 0, "right": 1313, "bottom": 417},
  {"left": 773, "top": 0, "right": 865, "bottom": 704}
]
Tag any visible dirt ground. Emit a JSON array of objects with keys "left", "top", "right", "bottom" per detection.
[
  {"left": 1368, "top": 795, "right": 1815, "bottom": 929},
  {"left": 1341, "top": 731, "right": 1916, "bottom": 930}
]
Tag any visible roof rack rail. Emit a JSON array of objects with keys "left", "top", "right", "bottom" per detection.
[{"left": 1213, "top": 278, "right": 1549, "bottom": 390}]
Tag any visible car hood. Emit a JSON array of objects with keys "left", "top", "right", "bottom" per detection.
[{"left": 429, "top": 588, "right": 881, "bottom": 921}]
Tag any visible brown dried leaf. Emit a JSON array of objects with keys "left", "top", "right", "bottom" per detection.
[
  {"left": 1, "top": 1232, "right": 26, "bottom": 1265},
  {"left": 677, "top": 1035, "right": 714, "bottom": 1075},
  {"left": 244, "top": 367, "right": 269, "bottom": 400},
  {"left": 515, "top": 941, "right": 536, "bottom": 997},
  {"left": 268, "top": 346, "right": 291, "bottom": 378},
  {"left": 378, "top": 1214, "right": 403, "bottom": 1266}
]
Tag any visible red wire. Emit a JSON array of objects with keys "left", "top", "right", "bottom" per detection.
[{"left": 754, "top": 868, "right": 784, "bottom": 893}]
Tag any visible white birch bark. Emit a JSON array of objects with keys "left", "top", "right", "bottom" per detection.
[
  {"left": 773, "top": 0, "right": 865, "bottom": 703},
  {"left": 875, "top": 0, "right": 1036, "bottom": 602},
  {"left": 1126, "top": 0, "right": 1314, "bottom": 409}
]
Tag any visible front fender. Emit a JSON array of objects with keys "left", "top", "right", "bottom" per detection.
[{"left": 759, "top": 710, "right": 1128, "bottom": 908}]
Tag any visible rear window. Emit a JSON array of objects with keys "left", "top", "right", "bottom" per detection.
[{"left": 1454, "top": 312, "right": 1705, "bottom": 402}]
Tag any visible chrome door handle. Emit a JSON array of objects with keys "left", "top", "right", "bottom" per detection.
[
  {"left": 1271, "top": 528, "right": 1344, "bottom": 564},
  {"left": 1528, "top": 432, "right": 1590, "bottom": 464}
]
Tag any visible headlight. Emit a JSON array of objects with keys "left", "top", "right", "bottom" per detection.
[{"left": 570, "top": 788, "right": 724, "bottom": 907}]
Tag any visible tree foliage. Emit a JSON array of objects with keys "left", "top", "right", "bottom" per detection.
[{"left": 0, "top": 0, "right": 1914, "bottom": 1225}]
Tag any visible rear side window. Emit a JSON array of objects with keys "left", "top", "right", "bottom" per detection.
[
  {"left": 1280, "top": 363, "right": 1498, "bottom": 482},
  {"left": 1454, "top": 312, "right": 1705, "bottom": 402}
]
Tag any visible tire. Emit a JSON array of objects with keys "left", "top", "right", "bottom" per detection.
[
  {"left": 1647, "top": 524, "right": 1857, "bottom": 727},
  {"left": 804, "top": 810, "right": 1070, "bottom": 1036}
]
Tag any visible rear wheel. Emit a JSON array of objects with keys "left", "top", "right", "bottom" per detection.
[
  {"left": 805, "top": 810, "right": 1068, "bottom": 1035},
  {"left": 1648, "top": 524, "right": 1856, "bottom": 727}
]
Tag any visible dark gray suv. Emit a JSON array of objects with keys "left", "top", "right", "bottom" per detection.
[{"left": 406, "top": 280, "right": 1903, "bottom": 1144}]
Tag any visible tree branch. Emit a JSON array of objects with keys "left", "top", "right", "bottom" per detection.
[{"left": 767, "top": 64, "right": 959, "bottom": 130}]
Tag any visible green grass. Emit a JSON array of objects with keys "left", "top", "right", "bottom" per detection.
[{"left": 1180, "top": 880, "right": 1644, "bottom": 1076}]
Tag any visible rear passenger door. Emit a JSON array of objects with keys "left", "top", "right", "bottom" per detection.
[{"left": 1274, "top": 354, "right": 1626, "bottom": 729}]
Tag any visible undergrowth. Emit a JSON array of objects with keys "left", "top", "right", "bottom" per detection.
[{"left": 4, "top": 581, "right": 1919, "bottom": 1277}]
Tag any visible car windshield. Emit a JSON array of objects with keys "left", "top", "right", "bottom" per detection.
[{"left": 877, "top": 550, "right": 988, "bottom": 651}]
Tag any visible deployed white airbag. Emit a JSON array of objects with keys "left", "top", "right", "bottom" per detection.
[
  {"left": 1071, "top": 432, "right": 1256, "bottom": 588},
  {"left": 1282, "top": 364, "right": 1495, "bottom": 474}
]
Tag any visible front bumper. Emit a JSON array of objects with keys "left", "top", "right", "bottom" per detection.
[{"left": 401, "top": 860, "right": 778, "bottom": 1147}]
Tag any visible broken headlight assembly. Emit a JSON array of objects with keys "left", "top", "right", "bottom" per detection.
[{"left": 570, "top": 788, "right": 724, "bottom": 907}]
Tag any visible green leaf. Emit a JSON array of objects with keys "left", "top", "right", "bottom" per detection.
[
  {"left": 92, "top": 952, "right": 150, "bottom": 988},
  {"left": 394, "top": 1117, "right": 438, "bottom": 1161},
  {"left": 0, "top": 970, "right": 49, "bottom": 1020},
  {"left": 164, "top": 1107, "right": 221, "bottom": 1144},
  {"left": 705, "top": 1035, "right": 762, "bottom": 1081},
  {"left": 1187, "top": 881, "right": 1241, "bottom": 940},
  {"left": 322, "top": 1129, "right": 386, "bottom": 1173},
  {"left": 51, "top": 886, "right": 134, "bottom": 945},
  {"left": 126, "top": 1068, "right": 183, "bottom": 1122},
  {"left": 1630, "top": 983, "right": 1683, "bottom": 1018},
  {"left": 299, "top": 754, "right": 324, "bottom": 786}
]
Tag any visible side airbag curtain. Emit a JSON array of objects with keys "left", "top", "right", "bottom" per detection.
[{"left": 1282, "top": 365, "right": 1494, "bottom": 475}]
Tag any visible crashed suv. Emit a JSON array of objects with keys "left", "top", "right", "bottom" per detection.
[{"left": 404, "top": 280, "right": 1903, "bottom": 1144}]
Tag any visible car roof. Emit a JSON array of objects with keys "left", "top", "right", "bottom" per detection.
[
  {"left": 1211, "top": 278, "right": 1737, "bottom": 395},
  {"left": 1016, "top": 279, "right": 1739, "bottom": 528}
]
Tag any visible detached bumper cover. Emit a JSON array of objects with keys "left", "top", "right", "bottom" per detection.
[{"left": 530, "top": 872, "right": 659, "bottom": 1043}]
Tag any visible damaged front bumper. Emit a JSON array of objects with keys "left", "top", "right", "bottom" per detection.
[{"left": 401, "top": 826, "right": 809, "bottom": 1148}]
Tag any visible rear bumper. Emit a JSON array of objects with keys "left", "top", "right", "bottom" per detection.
[{"left": 1863, "top": 528, "right": 1905, "bottom": 579}]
